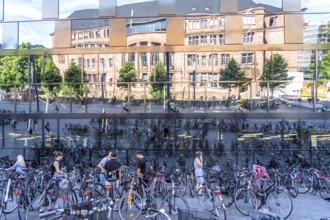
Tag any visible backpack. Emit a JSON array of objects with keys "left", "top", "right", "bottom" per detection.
[{"left": 144, "top": 160, "right": 154, "bottom": 176}]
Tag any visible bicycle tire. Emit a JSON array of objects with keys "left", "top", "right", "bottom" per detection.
[
  {"left": 197, "top": 187, "right": 214, "bottom": 211},
  {"left": 2, "top": 186, "right": 18, "bottom": 214},
  {"left": 0, "top": 188, "right": 4, "bottom": 218},
  {"left": 118, "top": 190, "right": 142, "bottom": 220},
  {"left": 296, "top": 173, "right": 311, "bottom": 194},
  {"left": 159, "top": 194, "right": 189, "bottom": 216},
  {"left": 214, "top": 194, "right": 227, "bottom": 220},
  {"left": 266, "top": 189, "right": 293, "bottom": 219},
  {"left": 234, "top": 188, "right": 257, "bottom": 216},
  {"left": 25, "top": 193, "right": 52, "bottom": 220}
]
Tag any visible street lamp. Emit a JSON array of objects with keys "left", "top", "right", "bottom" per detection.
[{"left": 100, "top": 59, "right": 106, "bottom": 101}]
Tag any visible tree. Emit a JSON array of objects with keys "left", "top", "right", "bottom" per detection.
[
  {"left": 117, "top": 62, "right": 137, "bottom": 90},
  {"left": 42, "top": 58, "right": 62, "bottom": 97},
  {"left": 149, "top": 62, "right": 167, "bottom": 99},
  {"left": 219, "top": 58, "right": 247, "bottom": 99},
  {"left": 63, "top": 62, "right": 87, "bottom": 98},
  {"left": 259, "top": 53, "right": 290, "bottom": 97}
]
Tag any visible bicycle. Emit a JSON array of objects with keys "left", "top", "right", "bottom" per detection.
[
  {"left": 159, "top": 174, "right": 189, "bottom": 217},
  {"left": 197, "top": 171, "right": 227, "bottom": 220},
  {"left": 0, "top": 169, "right": 19, "bottom": 217},
  {"left": 118, "top": 173, "right": 142, "bottom": 220},
  {"left": 146, "top": 207, "right": 171, "bottom": 220}
]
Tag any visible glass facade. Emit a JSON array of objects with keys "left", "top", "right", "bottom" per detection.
[{"left": 0, "top": 0, "right": 328, "bottom": 168}]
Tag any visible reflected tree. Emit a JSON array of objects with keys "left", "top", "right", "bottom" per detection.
[
  {"left": 259, "top": 53, "right": 290, "bottom": 98},
  {"left": 42, "top": 58, "right": 62, "bottom": 98},
  {"left": 149, "top": 62, "right": 166, "bottom": 99},
  {"left": 63, "top": 62, "right": 87, "bottom": 98},
  {"left": 117, "top": 62, "right": 137, "bottom": 89},
  {"left": 219, "top": 58, "right": 247, "bottom": 101}
]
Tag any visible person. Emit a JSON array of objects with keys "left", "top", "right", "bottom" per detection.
[
  {"left": 98, "top": 151, "right": 112, "bottom": 186},
  {"left": 51, "top": 151, "right": 64, "bottom": 181},
  {"left": 136, "top": 152, "right": 146, "bottom": 178},
  {"left": 136, "top": 152, "right": 147, "bottom": 207},
  {"left": 122, "top": 102, "right": 129, "bottom": 113},
  {"left": 104, "top": 152, "right": 122, "bottom": 194},
  {"left": 54, "top": 105, "right": 59, "bottom": 113},
  {"left": 194, "top": 151, "right": 204, "bottom": 195},
  {"left": 45, "top": 121, "right": 50, "bottom": 134},
  {"left": 6, "top": 155, "right": 26, "bottom": 175}
]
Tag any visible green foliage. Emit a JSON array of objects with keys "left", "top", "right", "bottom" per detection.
[
  {"left": 219, "top": 58, "right": 247, "bottom": 89},
  {"left": 259, "top": 53, "right": 290, "bottom": 93},
  {"left": 118, "top": 62, "right": 137, "bottom": 89},
  {"left": 42, "top": 58, "right": 62, "bottom": 97},
  {"left": 63, "top": 62, "right": 87, "bottom": 98},
  {"left": 150, "top": 62, "right": 167, "bottom": 99},
  {"left": 0, "top": 42, "right": 47, "bottom": 92},
  {"left": 319, "top": 51, "right": 330, "bottom": 80}
]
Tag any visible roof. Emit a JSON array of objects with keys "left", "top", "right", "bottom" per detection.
[{"left": 68, "top": 0, "right": 282, "bottom": 31}]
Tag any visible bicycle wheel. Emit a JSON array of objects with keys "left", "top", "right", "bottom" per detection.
[
  {"left": 174, "top": 174, "right": 188, "bottom": 197},
  {"left": 197, "top": 187, "right": 214, "bottom": 211},
  {"left": 234, "top": 188, "right": 257, "bottom": 216},
  {"left": 266, "top": 189, "right": 293, "bottom": 219},
  {"left": 214, "top": 195, "right": 227, "bottom": 220},
  {"left": 3, "top": 187, "right": 18, "bottom": 214},
  {"left": 159, "top": 194, "right": 188, "bottom": 216},
  {"left": 0, "top": 188, "right": 4, "bottom": 218},
  {"left": 296, "top": 173, "right": 311, "bottom": 194},
  {"left": 118, "top": 191, "right": 142, "bottom": 220},
  {"left": 25, "top": 193, "right": 52, "bottom": 220}
]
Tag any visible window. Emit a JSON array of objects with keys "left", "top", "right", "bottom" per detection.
[
  {"left": 72, "top": 34, "right": 76, "bottom": 40},
  {"left": 219, "top": 34, "right": 225, "bottom": 45},
  {"left": 151, "top": 52, "right": 160, "bottom": 66},
  {"left": 129, "top": 53, "right": 135, "bottom": 65},
  {"left": 188, "top": 36, "right": 200, "bottom": 45},
  {"left": 208, "top": 54, "right": 218, "bottom": 66},
  {"left": 210, "top": 35, "right": 217, "bottom": 45},
  {"left": 58, "top": 55, "right": 65, "bottom": 64},
  {"left": 209, "top": 73, "right": 218, "bottom": 87},
  {"left": 89, "top": 31, "right": 94, "bottom": 39},
  {"left": 200, "top": 73, "right": 207, "bottom": 86},
  {"left": 210, "top": 18, "right": 217, "bottom": 28},
  {"left": 92, "top": 59, "right": 96, "bottom": 68},
  {"left": 109, "top": 58, "right": 113, "bottom": 67},
  {"left": 201, "top": 20, "right": 207, "bottom": 29},
  {"left": 109, "top": 78, "right": 113, "bottom": 87},
  {"left": 96, "top": 31, "right": 101, "bottom": 38},
  {"left": 243, "top": 16, "right": 255, "bottom": 25},
  {"left": 270, "top": 17, "right": 277, "bottom": 27},
  {"left": 241, "top": 53, "right": 254, "bottom": 64},
  {"left": 122, "top": 53, "right": 126, "bottom": 65},
  {"left": 104, "top": 29, "right": 109, "bottom": 38},
  {"left": 200, "top": 35, "right": 207, "bottom": 45},
  {"left": 188, "top": 54, "right": 199, "bottom": 66},
  {"left": 189, "top": 73, "right": 195, "bottom": 87},
  {"left": 78, "top": 33, "right": 82, "bottom": 39},
  {"left": 193, "top": 21, "right": 200, "bottom": 29},
  {"left": 90, "top": 44, "right": 95, "bottom": 48},
  {"left": 84, "top": 32, "right": 88, "bottom": 39},
  {"left": 141, "top": 53, "right": 148, "bottom": 67},
  {"left": 221, "top": 54, "right": 230, "bottom": 65},
  {"left": 201, "top": 56, "right": 206, "bottom": 66},
  {"left": 142, "top": 73, "right": 148, "bottom": 86},
  {"left": 100, "top": 58, "right": 105, "bottom": 66},
  {"left": 220, "top": 17, "right": 225, "bottom": 27},
  {"left": 165, "top": 52, "right": 174, "bottom": 67},
  {"left": 243, "top": 32, "right": 255, "bottom": 43},
  {"left": 87, "top": 59, "right": 90, "bottom": 68}
]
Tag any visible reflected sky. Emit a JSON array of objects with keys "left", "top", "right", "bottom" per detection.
[{"left": 0, "top": 0, "right": 329, "bottom": 48}]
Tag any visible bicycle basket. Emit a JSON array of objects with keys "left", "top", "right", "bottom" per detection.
[
  {"left": 55, "top": 178, "right": 72, "bottom": 196},
  {"left": 178, "top": 208, "right": 215, "bottom": 220}
]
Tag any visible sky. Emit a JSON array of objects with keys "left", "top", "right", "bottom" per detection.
[{"left": 0, "top": 0, "right": 329, "bottom": 49}]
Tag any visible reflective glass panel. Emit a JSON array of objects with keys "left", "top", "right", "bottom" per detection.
[
  {"left": 1, "top": 22, "right": 18, "bottom": 49},
  {"left": 19, "top": 21, "right": 54, "bottom": 49},
  {"left": 59, "top": 0, "right": 99, "bottom": 19},
  {"left": 4, "top": 0, "right": 42, "bottom": 21}
]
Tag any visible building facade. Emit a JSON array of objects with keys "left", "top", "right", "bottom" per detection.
[{"left": 52, "top": 1, "right": 299, "bottom": 100}]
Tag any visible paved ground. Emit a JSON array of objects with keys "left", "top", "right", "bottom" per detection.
[{"left": 3, "top": 192, "right": 330, "bottom": 219}]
